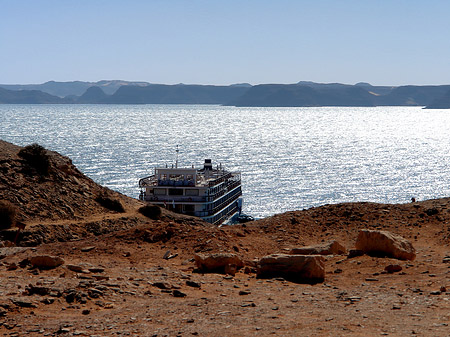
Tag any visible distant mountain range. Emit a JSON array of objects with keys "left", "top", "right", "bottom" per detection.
[
  {"left": 1, "top": 80, "right": 450, "bottom": 108},
  {"left": 0, "top": 80, "right": 149, "bottom": 97}
]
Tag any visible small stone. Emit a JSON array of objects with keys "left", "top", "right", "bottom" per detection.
[
  {"left": 186, "top": 280, "right": 201, "bottom": 288},
  {"left": 163, "top": 250, "right": 171, "bottom": 260},
  {"left": 82, "top": 309, "right": 90, "bottom": 315},
  {"left": 57, "top": 327, "right": 70, "bottom": 334},
  {"left": 67, "top": 264, "right": 87, "bottom": 273},
  {"left": 239, "top": 290, "right": 251, "bottom": 295},
  {"left": 41, "top": 298, "right": 54, "bottom": 305},
  {"left": 7, "top": 263, "right": 18, "bottom": 271},
  {"left": 81, "top": 246, "right": 95, "bottom": 252},
  {"left": 385, "top": 265, "right": 403, "bottom": 273},
  {"left": 152, "top": 282, "right": 171, "bottom": 290},
  {"left": 172, "top": 290, "right": 186, "bottom": 298}
]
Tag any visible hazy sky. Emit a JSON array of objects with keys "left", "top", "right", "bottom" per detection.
[{"left": 1, "top": 0, "right": 450, "bottom": 86}]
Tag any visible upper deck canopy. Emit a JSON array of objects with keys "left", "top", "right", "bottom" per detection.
[{"left": 139, "top": 161, "right": 240, "bottom": 189}]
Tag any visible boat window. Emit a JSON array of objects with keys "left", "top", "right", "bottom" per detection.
[
  {"left": 154, "top": 188, "right": 167, "bottom": 195},
  {"left": 168, "top": 188, "right": 183, "bottom": 196},
  {"left": 160, "top": 174, "right": 167, "bottom": 180},
  {"left": 185, "top": 189, "right": 199, "bottom": 196},
  {"left": 169, "top": 174, "right": 184, "bottom": 181}
]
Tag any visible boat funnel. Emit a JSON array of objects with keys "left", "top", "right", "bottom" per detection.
[{"left": 203, "top": 159, "right": 213, "bottom": 170}]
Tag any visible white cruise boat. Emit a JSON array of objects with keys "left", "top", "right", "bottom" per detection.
[{"left": 139, "top": 159, "right": 242, "bottom": 225}]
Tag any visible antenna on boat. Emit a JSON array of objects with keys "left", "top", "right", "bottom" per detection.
[{"left": 175, "top": 145, "right": 179, "bottom": 168}]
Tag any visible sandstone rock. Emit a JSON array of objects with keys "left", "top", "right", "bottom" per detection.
[
  {"left": 355, "top": 230, "right": 416, "bottom": 260},
  {"left": 290, "top": 240, "right": 347, "bottom": 255},
  {"left": 256, "top": 254, "right": 325, "bottom": 283},
  {"left": 194, "top": 253, "right": 244, "bottom": 274},
  {"left": 30, "top": 255, "right": 65, "bottom": 269}
]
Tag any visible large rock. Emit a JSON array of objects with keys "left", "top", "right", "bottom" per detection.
[
  {"left": 355, "top": 230, "right": 416, "bottom": 261},
  {"left": 256, "top": 254, "right": 325, "bottom": 283},
  {"left": 30, "top": 255, "right": 65, "bottom": 269},
  {"left": 289, "top": 240, "right": 347, "bottom": 255},
  {"left": 194, "top": 253, "right": 244, "bottom": 274}
]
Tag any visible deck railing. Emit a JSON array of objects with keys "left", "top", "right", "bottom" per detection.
[{"left": 140, "top": 178, "right": 241, "bottom": 203}]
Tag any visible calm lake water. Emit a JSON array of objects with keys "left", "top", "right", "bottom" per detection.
[{"left": 2, "top": 104, "right": 450, "bottom": 218}]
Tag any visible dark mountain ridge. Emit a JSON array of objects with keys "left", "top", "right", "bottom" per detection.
[
  {"left": 0, "top": 80, "right": 150, "bottom": 97},
  {"left": 0, "top": 87, "right": 64, "bottom": 104},
  {"left": 1, "top": 80, "right": 450, "bottom": 108},
  {"left": 227, "top": 82, "right": 450, "bottom": 107},
  {"left": 107, "top": 84, "right": 249, "bottom": 104},
  {"left": 425, "top": 89, "right": 450, "bottom": 109}
]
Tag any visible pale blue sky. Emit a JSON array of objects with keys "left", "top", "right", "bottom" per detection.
[{"left": 1, "top": 0, "right": 449, "bottom": 86}]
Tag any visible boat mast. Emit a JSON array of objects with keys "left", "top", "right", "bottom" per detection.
[{"left": 175, "top": 145, "right": 179, "bottom": 168}]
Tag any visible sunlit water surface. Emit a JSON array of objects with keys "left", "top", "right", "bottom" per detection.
[{"left": 2, "top": 104, "right": 450, "bottom": 218}]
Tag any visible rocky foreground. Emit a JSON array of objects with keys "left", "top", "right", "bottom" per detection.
[{"left": 1, "top": 140, "right": 450, "bottom": 336}]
